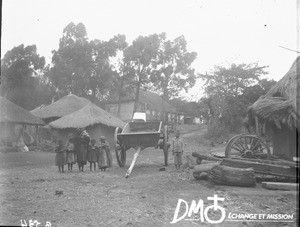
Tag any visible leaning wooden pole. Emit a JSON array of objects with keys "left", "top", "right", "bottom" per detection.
[{"left": 125, "top": 147, "right": 141, "bottom": 178}]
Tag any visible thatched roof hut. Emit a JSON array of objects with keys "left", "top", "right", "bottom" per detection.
[
  {"left": 48, "top": 102, "right": 125, "bottom": 145},
  {"left": 0, "top": 96, "right": 44, "bottom": 125},
  {"left": 31, "top": 94, "right": 90, "bottom": 122},
  {"left": 245, "top": 56, "right": 299, "bottom": 160},
  {"left": 0, "top": 96, "right": 44, "bottom": 148},
  {"left": 49, "top": 102, "right": 125, "bottom": 129}
]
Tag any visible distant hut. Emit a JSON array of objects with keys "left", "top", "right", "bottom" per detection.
[
  {"left": 31, "top": 94, "right": 90, "bottom": 124},
  {"left": 0, "top": 96, "right": 44, "bottom": 148},
  {"left": 103, "top": 89, "right": 177, "bottom": 122},
  {"left": 244, "top": 57, "right": 299, "bottom": 160},
  {"left": 48, "top": 102, "right": 125, "bottom": 146}
]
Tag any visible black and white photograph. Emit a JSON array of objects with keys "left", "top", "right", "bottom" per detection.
[{"left": 0, "top": 0, "right": 299, "bottom": 226}]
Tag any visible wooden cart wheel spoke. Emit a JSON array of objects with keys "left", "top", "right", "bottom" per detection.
[
  {"left": 236, "top": 139, "right": 247, "bottom": 151},
  {"left": 250, "top": 138, "right": 259, "bottom": 150},
  {"left": 231, "top": 144, "right": 244, "bottom": 153}
]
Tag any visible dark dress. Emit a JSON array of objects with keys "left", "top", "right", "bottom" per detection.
[
  {"left": 55, "top": 145, "right": 66, "bottom": 166},
  {"left": 88, "top": 145, "right": 98, "bottom": 163},
  {"left": 76, "top": 134, "right": 90, "bottom": 166}
]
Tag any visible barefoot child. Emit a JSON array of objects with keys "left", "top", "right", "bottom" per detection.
[
  {"left": 55, "top": 139, "right": 66, "bottom": 173},
  {"left": 98, "top": 136, "right": 112, "bottom": 171},
  {"left": 65, "top": 135, "right": 75, "bottom": 171},
  {"left": 172, "top": 130, "right": 184, "bottom": 170},
  {"left": 88, "top": 139, "right": 98, "bottom": 171}
]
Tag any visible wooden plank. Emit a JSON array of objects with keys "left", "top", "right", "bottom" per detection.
[
  {"left": 262, "top": 182, "right": 299, "bottom": 191},
  {"left": 221, "top": 158, "right": 297, "bottom": 179}
]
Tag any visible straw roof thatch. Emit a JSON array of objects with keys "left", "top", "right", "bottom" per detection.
[
  {"left": 246, "top": 56, "right": 299, "bottom": 129},
  {"left": 31, "top": 94, "right": 90, "bottom": 119},
  {"left": 48, "top": 102, "right": 125, "bottom": 129},
  {"left": 104, "top": 89, "right": 176, "bottom": 112},
  {"left": 0, "top": 96, "right": 44, "bottom": 125}
]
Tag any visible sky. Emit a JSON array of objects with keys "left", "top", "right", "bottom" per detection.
[{"left": 1, "top": 0, "right": 299, "bottom": 101}]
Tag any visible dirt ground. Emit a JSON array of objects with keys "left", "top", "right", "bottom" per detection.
[{"left": 0, "top": 125, "right": 298, "bottom": 227}]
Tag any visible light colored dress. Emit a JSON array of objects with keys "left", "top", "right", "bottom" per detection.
[
  {"left": 98, "top": 141, "right": 112, "bottom": 168},
  {"left": 66, "top": 142, "right": 75, "bottom": 164},
  {"left": 172, "top": 137, "right": 184, "bottom": 165}
]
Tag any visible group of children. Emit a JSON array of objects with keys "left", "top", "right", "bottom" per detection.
[
  {"left": 55, "top": 129, "right": 185, "bottom": 172},
  {"left": 55, "top": 133, "right": 112, "bottom": 173}
]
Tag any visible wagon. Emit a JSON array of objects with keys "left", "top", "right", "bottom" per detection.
[{"left": 114, "top": 121, "right": 169, "bottom": 177}]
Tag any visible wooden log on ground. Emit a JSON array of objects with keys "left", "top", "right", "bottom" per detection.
[
  {"left": 208, "top": 165, "right": 256, "bottom": 187},
  {"left": 231, "top": 157, "right": 298, "bottom": 168},
  {"left": 262, "top": 182, "right": 299, "bottom": 191},
  {"left": 192, "top": 152, "right": 223, "bottom": 162},
  {"left": 221, "top": 158, "right": 297, "bottom": 179},
  {"left": 193, "top": 162, "right": 220, "bottom": 180}
]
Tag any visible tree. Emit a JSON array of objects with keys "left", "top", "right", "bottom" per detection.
[
  {"left": 49, "top": 22, "right": 92, "bottom": 97},
  {"left": 200, "top": 63, "right": 272, "bottom": 134},
  {"left": 49, "top": 22, "right": 123, "bottom": 102},
  {"left": 1, "top": 44, "right": 46, "bottom": 109},
  {"left": 124, "top": 34, "right": 161, "bottom": 112},
  {"left": 150, "top": 34, "right": 197, "bottom": 100}
]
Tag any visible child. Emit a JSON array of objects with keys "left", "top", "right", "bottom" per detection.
[
  {"left": 98, "top": 136, "right": 112, "bottom": 171},
  {"left": 77, "top": 129, "right": 90, "bottom": 172},
  {"left": 65, "top": 135, "right": 75, "bottom": 171},
  {"left": 88, "top": 139, "right": 98, "bottom": 171},
  {"left": 55, "top": 139, "right": 66, "bottom": 173},
  {"left": 171, "top": 130, "right": 184, "bottom": 170}
]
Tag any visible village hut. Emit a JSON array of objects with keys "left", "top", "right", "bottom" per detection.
[
  {"left": 48, "top": 102, "right": 126, "bottom": 146},
  {"left": 0, "top": 96, "right": 44, "bottom": 148},
  {"left": 103, "top": 89, "right": 179, "bottom": 122},
  {"left": 244, "top": 56, "right": 300, "bottom": 160},
  {"left": 31, "top": 94, "right": 90, "bottom": 124}
]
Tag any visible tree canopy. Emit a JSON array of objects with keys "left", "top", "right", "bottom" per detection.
[{"left": 199, "top": 63, "right": 276, "bottom": 135}]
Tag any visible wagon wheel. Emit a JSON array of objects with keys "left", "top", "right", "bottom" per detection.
[
  {"left": 225, "top": 135, "right": 270, "bottom": 159},
  {"left": 163, "top": 125, "right": 169, "bottom": 166},
  {"left": 115, "top": 127, "right": 126, "bottom": 167}
]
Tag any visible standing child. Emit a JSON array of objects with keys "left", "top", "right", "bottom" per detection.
[
  {"left": 98, "top": 136, "right": 112, "bottom": 171},
  {"left": 55, "top": 139, "right": 66, "bottom": 173},
  {"left": 171, "top": 130, "right": 184, "bottom": 170},
  {"left": 65, "top": 135, "right": 75, "bottom": 171},
  {"left": 88, "top": 139, "right": 98, "bottom": 171}
]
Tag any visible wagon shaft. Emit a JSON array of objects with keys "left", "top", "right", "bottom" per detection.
[{"left": 125, "top": 147, "right": 141, "bottom": 178}]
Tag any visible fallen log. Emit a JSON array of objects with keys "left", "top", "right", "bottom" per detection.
[
  {"left": 208, "top": 165, "right": 256, "bottom": 187},
  {"left": 193, "top": 162, "right": 220, "bottom": 180},
  {"left": 192, "top": 152, "right": 223, "bottom": 162},
  {"left": 221, "top": 158, "right": 297, "bottom": 179},
  {"left": 262, "top": 182, "right": 299, "bottom": 191},
  {"left": 193, "top": 162, "right": 220, "bottom": 172},
  {"left": 231, "top": 157, "right": 298, "bottom": 168}
]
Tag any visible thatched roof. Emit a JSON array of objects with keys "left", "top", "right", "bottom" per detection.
[
  {"left": 31, "top": 94, "right": 90, "bottom": 119},
  {"left": 48, "top": 102, "right": 125, "bottom": 129},
  {"left": 0, "top": 96, "right": 44, "bottom": 125},
  {"left": 104, "top": 89, "right": 176, "bottom": 112},
  {"left": 246, "top": 56, "right": 299, "bottom": 129}
]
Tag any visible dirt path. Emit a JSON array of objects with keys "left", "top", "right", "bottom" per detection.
[{"left": 0, "top": 125, "right": 297, "bottom": 227}]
